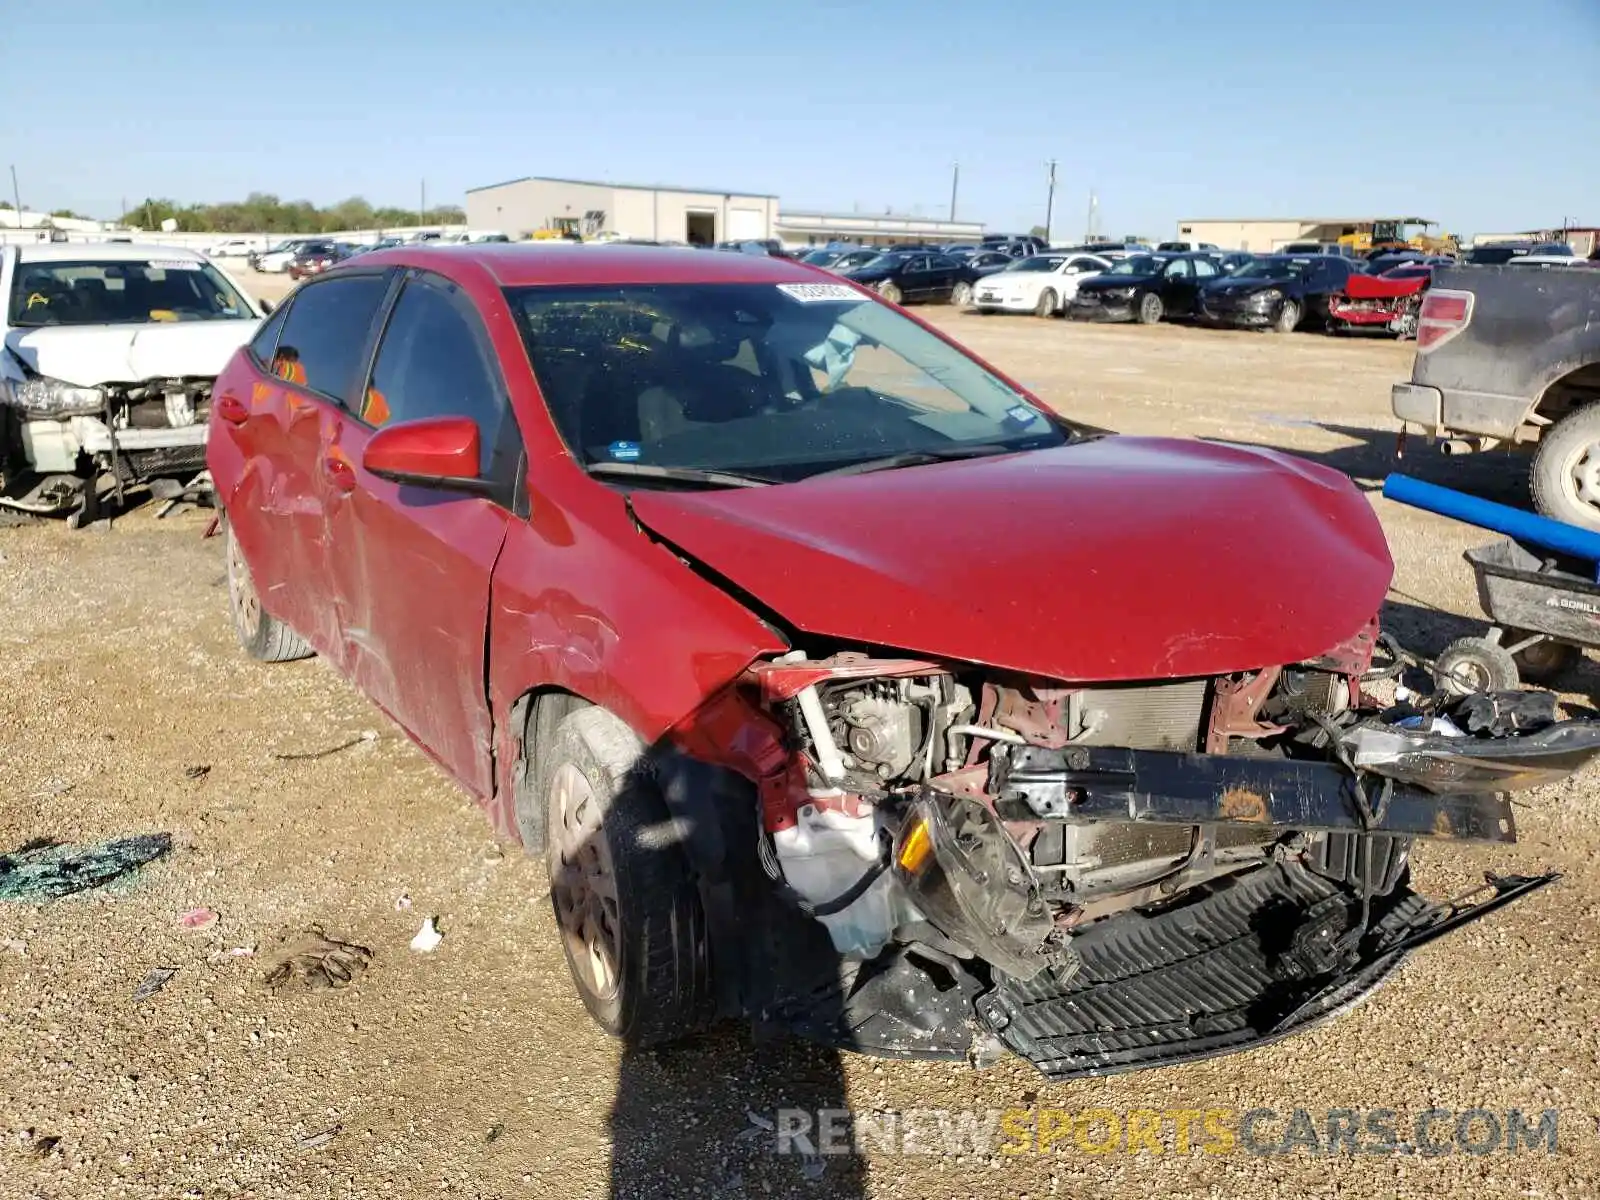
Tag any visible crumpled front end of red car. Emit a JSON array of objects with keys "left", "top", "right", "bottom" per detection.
[{"left": 670, "top": 636, "right": 1596, "bottom": 1078}]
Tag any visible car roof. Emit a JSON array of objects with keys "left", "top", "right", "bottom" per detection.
[
  {"left": 356, "top": 243, "right": 846, "bottom": 288},
  {"left": 14, "top": 241, "right": 209, "bottom": 263}
]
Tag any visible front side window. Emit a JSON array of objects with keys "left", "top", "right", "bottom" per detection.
[
  {"left": 364, "top": 278, "right": 507, "bottom": 476},
  {"left": 1163, "top": 259, "right": 1194, "bottom": 279},
  {"left": 507, "top": 282, "right": 1066, "bottom": 484},
  {"left": 271, "top": 274, "right": 389, "bottom": 400},
  {"left": 1106, "top": 255, "right": 1159, "bottom": 276},
  {"left": 9, "top": 258, "right": 256, "bottom": 327}
]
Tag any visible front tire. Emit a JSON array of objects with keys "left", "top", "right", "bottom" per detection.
[
  {"left": 1035, "top": 288, "right": 1059, "bottom": 318},
  {"left": 951, "top": 281, "right": 973, "bottom": 307},
  {"left": 1136, "top": 292, "right": 1164, "bottom": 324},
  {"left": 543, "top": 707, "right": 714, "bottom": 1047},
  {"left": 1272, "top": 299, "right": 1302, "bottom": 334},
  {"left": 877, "top": 280, "right": 903, "bottom": 304},
  {"left": 1531, "top": 406, "right": 1600, "bottom": 531},
  {"left": 226, "top": 522, "right": 313, "bottom": 662}
]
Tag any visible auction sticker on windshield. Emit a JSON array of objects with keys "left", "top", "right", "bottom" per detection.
[
  {"left": 777, "top": 283, "right": 863, "bottom": 303},
  {"left": 147, "top": 260, "right": 202, "bottom": 271}
]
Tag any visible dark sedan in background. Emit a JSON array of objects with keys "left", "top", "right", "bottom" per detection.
[
  {"left": 840, "top": 251, "right": 985, "bottom": 304},
  {"left": 286, "top": 240, "right": 354, "bottom": 280},
  {"left": 1066, "top": 252, "right": 1224, "bottom": 324},
  {"left": 1195, "top": 254, "right": 1361, "bottom": 333}
]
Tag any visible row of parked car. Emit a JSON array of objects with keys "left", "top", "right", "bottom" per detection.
[
  {"left": 800, "top": 239, "right": 1594, "bottom": 338},
  {"left": 230, "top": 230, "right": 513, "bottom": 275}
]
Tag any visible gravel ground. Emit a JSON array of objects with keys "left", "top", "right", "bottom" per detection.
[{"left": 2, "top": 280, "right": 1598, "bottom": 1199}]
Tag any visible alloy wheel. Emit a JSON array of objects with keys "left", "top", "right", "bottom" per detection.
[{"left": 548, "top": 762, "right": 621, "bottom": 1002}]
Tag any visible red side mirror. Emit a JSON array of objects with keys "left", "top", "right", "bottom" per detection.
[{"left": 362, "top": 417, "right": 483, "bottom": 489}]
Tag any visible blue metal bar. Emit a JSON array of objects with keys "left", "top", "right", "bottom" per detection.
[{"left": 1382, "top": 474, "right": 1600, "bottom": 563}]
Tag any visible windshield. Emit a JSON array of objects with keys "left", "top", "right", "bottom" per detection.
[
  {"left": 1003, "top": 256, "right": 1067, "bottom": 273},
  {"left": 1105, "top": 255, "right": 1161, "bottom": 276},
  {"left": 506, "top": 282, "right": 1065, "bottom": 484},
  {"left": 9, "top": 258, "right": 256, "bottom": 327},
  {"left": 801, "top": 251, "right": 839, "bottom": 265},
  {"left": 1229, "top": 257, "right": 1308, "bottom": 281}
]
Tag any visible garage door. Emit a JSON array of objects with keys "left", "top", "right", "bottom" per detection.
[{"left": 727, "top": 207, "right": 765, "bottom": 241}]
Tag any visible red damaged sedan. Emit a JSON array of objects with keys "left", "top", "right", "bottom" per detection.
[{"left": 207, "top": 245, "right": 1596, "bottom": 1078}]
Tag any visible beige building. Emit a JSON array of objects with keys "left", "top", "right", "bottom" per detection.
[
  {"left": 1174, "top": 217, "right": 1436, "bottom": 252},
  {"left": 775, "top": 210, "right": 985, "bottom": 248},
  {"left": 466, "top": 176, "right": 778, "bottom": 245}
]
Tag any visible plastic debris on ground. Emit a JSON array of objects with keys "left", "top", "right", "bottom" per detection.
[
  {"left": 409, "top": 917, "right": 443, "bottom": 953},
  {"left": 132, "top": 967, "right": 178, "bottom": 1002},
  {"left": 178, "top": 907, "right": 219, "bottom": 932},
  {"left": 294, "top": 1125, "right": 340, "bottom": 1150},
  {"left": 394, "top": 893, "right": 412, "bottom": 912},
  {"left": 0, "top": 833, "right": 172, "bottom": 902},
  {"left": 261, "top": 928, "right": 372, "bottom": 991}
]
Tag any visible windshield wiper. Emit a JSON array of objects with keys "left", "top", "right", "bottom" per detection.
[
  {"left": 808, "top": 442, "right": 1030, "bottom": 479},
  {"left": 584, "top": 462, "right": 774, "bottom": 488}
]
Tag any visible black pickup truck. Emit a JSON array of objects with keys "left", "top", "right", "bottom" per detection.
[{"left": 1391, "top": 262, "right": 1600, "bottom": 527}]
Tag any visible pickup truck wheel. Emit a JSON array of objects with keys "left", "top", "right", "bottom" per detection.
[
  {"left": 1531, "top": 407, "right": 1600, "bottom": 530},
  {"left": 543, "top": 707, "right": 713, "bottom": 1047},
  {"left": 1136, "top": 292, "right": 1164, "bottom": 324},
  {"left": 1035, "top": 288, "right": 1058, "bottom": 318},
  {"left": 1434, "top": 636, "right": 1519, "bottom": 697},
  {"left": 877, "top": 280, "right": 903, "bottom": 304},
  {"left": 1272, "top": 299, "right": 1302, "bottom": 334},
  {"left": 951, "top": 281, "right": 973, "bottom": 306},
  {"left": 226, "top": 523, "right": 313, "bottom": 663}
]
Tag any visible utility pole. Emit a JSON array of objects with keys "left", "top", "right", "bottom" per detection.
[
  {"left": 949, "top": 162, "right": 959, "bottom": 221},
  {"left": 9, "top": 165, "right": 21, "bottom": 221},
  {"left": 419, "top": 180, "right": 426, "bottom": 229},
  {"left": 1044, "top": 159, "right": 1057, "bottom": 241}
]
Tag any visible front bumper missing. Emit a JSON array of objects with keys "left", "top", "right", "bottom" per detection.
[
  {"left": 989, "top": 742, "right": 1524, "bottom": 841},
  {"left": 977, "top": 862, "right": 1555, "bottom": 1079}
]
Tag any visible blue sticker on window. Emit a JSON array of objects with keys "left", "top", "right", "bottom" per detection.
[
  {"left": 1004, "top": 404, "right": 1041, "bottom": 425},
  {"left": 608, "top": 440, "right": 642, "bottom": 461}
]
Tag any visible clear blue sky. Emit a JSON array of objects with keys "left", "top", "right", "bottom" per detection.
[{"left": 4, "top": 0, "right": 1596, "bottom": 239}]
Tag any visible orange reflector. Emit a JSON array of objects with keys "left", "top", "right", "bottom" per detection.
[{"left": 896, "top": 817, "right": 934, "bottom": 874}]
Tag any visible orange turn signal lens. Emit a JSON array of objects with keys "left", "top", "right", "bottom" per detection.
[{"left": 896, "top": 817, "right": 934, "bottom": 875}]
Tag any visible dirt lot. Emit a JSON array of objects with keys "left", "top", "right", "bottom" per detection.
[{"left": 3, "top": 275, "right": 1598, "bottom": 1199}]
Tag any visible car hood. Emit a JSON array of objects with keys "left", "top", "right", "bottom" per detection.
[
  {"left": 3, "top": 320, "right": 261, "bottom": 386},
  {"left": 628, "top": 437, "right": 1392, "bottom": 681}
]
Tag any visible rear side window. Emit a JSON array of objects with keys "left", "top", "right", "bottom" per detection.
[
  {"left": 362, "top": 277, "right": 507, "bottom": 475},
  {"left": 247, "top": 303, "right": 289, "bottom": 364},
  {"left": 272, "top": 274, "right": 389, "bottom": 400}
]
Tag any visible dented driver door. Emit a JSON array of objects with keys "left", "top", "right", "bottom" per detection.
[{"left": 317, "top": 273, "right": 517, "bottom": 798}]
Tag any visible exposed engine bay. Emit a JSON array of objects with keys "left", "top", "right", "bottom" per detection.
[
  {"left": 715, "top": 636, "right": 1600, "bottom": 1076},
  {"left": 0, "top": 374, "right": 214, "bottom": 520}
]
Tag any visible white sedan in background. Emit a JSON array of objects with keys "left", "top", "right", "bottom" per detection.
[{"left": 973, "top": 253, "right": 1112, "bottom": 317}]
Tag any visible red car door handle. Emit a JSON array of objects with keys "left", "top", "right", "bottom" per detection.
[
  {"left": 215, "top": 394, "right": 250, "bottom": 426},
  {"left": 323, "top": 456, "right": 357, "bottom": 494}
]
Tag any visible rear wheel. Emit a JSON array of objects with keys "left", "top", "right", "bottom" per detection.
[
  {"left": 1035, "top": 288, "right": 1059, "bottom": 318},
  {"left": 877, "top": 280, "right": 903, "bottom": 304},
  {"left": 1272, "top": 299, "right": 1302, "bottom": 334},
  {"left": 1136, "top": 292, "right": 1164, "bottom": 324},
  {"left": 543, "top": 707, "right": 713, "bottom": 1047},
  {"left": 1511, "top": 634, "right": 1582, "bottom": 686},
  {"left": 226, "top": 522, "right": 312, "bottom": 662},
  {"left": 1531, "top": 406, "right": 1600, "bottom": 531}
]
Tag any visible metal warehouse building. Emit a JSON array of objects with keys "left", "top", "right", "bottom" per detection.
[
  {"left": 465, "top": 176, "right": 778, "bottom": 245},
  {"left": 775, "top": 211, "right": 985, "bottom": 248},
  {"left": 1174, "top": 216, "right": 1436, "bottom": 253}
]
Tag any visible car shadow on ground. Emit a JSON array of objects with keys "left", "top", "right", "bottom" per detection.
[{"left": 1223, "top": 421, "right": 1533, "bottom": 506}]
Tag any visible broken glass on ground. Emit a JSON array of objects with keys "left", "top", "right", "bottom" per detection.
[{"left": 0, "top": 833, "right": 172, "bottom": 902}]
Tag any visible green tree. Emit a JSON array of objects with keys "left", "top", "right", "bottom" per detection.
[
  {"left": 51, "top": 209, "right": 86, "bottom": 220},
  {"left": 1029, "top": 224, "right": 1049, "bottom": 239}
]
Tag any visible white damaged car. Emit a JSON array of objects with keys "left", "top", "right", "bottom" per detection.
[
  {"left": 972, "top": 252, "right": 1112, "bottom": 317},
  {"left": 0, "top": 242, "right": 265, "bottom": 523}
]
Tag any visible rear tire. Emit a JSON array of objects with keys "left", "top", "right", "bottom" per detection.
[
  {"left": 1531, "top": 406, "right": 1600, "bottom": 531},
  {"left": 1510, "top": 634, "right": 1582, "bottom": 686},
  {"left": 1136, "top": 292, "right": 1164, "bottom": 324},
  {"left": 1035, "top": 288, "right": 1059, "bottom": 318},
  {"left": 226, "top": 522, "right": 313, "bottom": 662},
  {"left": 542, "top": 707, "right": 714, "bottom": 1048},
  {"left": 1434, "top": 636, "right": 1519, "bottom": 697}
]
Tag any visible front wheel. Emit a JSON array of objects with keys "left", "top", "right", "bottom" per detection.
[
  {"left": 951, "top": 281, "right": 973, "bottom": 307},
  {"left": 1530, "top": 406, "right": 1600, "bottom": 531},
  {"left": 226, "top": 522, "right": 313, "bottom": 662},
  {"left": 877, "top": 280, "right": 903, "bottom": 304},
  {"left": 1035, "top": 288, "right": 1058, "bottom": 318},
  {"left": 1272, "top": 299, "right": 1302, "bottom": 334},
  {"left": 1136, "top": 292, "right": 1164, "bottom": 324},
  {"left": 543, "top": 707, "right": 714, "bottom": 1047}
]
